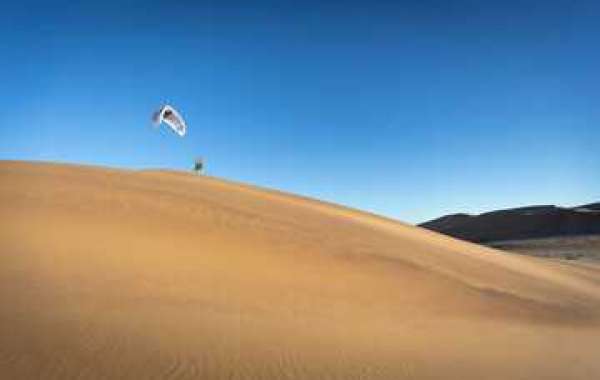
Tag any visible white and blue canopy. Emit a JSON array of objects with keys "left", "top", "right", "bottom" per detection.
[{"left": 152, "top": 104, "right": 187, "bottom": 137}]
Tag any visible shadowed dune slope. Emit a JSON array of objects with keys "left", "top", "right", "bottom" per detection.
[
  {"left": 420, "top": 204, "right": 600, "bottom": 243},
  {"left": 1, "top": 161, "right": 600, "bottom": 379}
]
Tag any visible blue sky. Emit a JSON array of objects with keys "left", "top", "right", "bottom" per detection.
[{"left": 1, "top": 0, "right": 598, "bottom": 223}]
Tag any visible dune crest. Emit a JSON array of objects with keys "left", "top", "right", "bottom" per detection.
[{"left": 1, "top": 161, "right": 600, "bottom": 379}]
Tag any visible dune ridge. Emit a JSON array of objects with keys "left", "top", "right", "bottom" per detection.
[{"left": 1, "top": 161, "right": 600, "bottom": 379}]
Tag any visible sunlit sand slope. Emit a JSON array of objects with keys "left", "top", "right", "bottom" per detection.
[{"left": 1, "top": 161, "right": 600, "bottom": 379}]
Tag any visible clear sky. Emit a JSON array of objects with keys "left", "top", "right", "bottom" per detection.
[{"left": 1, "top": 0, "right": 598, "bottom": 223}]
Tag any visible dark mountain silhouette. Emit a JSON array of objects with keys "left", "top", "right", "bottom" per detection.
[{"left": 420, "top": 203, "right": 600, "bottom": 243}]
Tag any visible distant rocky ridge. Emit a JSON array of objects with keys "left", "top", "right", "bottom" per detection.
[{"left": 420, "top": 203, "right": 600, "bottom": 243}]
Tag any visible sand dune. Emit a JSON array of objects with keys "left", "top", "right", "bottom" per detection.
[
  {"left": 420, "top": 204, "right": 600, "bottom": 243},
  {"left": 1, "top": 161, "right": 600, "bottom": 379}
]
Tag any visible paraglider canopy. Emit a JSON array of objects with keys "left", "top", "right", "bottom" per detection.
[{"left": 152, "top": 104, "right": 187, "bottom": 137}]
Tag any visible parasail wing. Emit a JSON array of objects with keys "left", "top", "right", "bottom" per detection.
[{"left": 152, "top": 105, "right": 187, "bottom": 137}]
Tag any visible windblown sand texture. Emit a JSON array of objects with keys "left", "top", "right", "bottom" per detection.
[{"left": 1, "top": 161, "right": 600, "bottom": 379}]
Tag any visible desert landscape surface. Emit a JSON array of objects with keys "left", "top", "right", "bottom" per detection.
[
  {"left": 1, "top": 160, "right": 600, "bottom": 379},
  {"left": 489, "top": 235, "right": 600, "bottom": 261}
]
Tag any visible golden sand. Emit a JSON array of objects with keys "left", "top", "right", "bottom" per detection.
[{"left": 1, "top": 161, "right": 599, "bottom": 379}]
